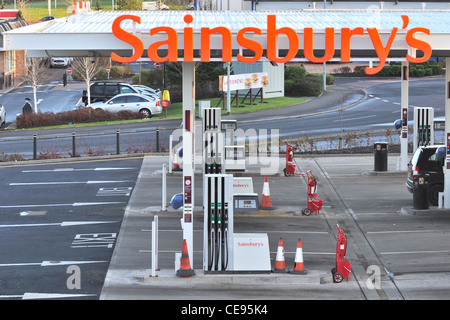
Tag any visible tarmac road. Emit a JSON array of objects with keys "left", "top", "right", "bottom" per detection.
[{"left": 100, "top": 153, "right": 450, "bottom": 303}]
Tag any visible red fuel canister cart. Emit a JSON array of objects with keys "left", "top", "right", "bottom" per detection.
[
  {"left": 332, "top": 225, "right": 351, "bottom": 283},
  {"left": 301, "top": 170, "right": 323, "bottom": 216},
  {"left": 283, "top": 141, "right": 323, "bottom": 216},
  {"left": 283, "top": 140, "right": 297, "bottom": 176}
]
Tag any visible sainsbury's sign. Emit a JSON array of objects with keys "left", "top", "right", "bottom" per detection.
[{"left": 111, "top": 14, "right": 431, "bottom": 75}]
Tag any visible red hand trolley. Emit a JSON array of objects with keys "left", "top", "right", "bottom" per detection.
[
  {"left": 283, "top": 140, "right": 296, "bottom": 177},
  {"left": 301, "top": 170, "right": 323, "bottom": 216},
  {"left": 332, "top": 225, "right": 351, "bottom": 283}
]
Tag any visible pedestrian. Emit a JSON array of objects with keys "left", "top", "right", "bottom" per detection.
[
  {"left": 63, "top": 72, "right": 67, "bottom": 87},
  {"left": 22, "top": 98, "right": 33, "bottom": 114}
]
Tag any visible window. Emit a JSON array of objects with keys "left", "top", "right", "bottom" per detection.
[
  {"left": 120, "top": 85, "right": 135, "bottom": 94},
  {"left": 126, "top": 95, "right": 141, "bottom": 103},
  {"left": 92, "top": 84, "right": 104, "bottom": 95},
  {"left": 110, "top": 96, "right": 127, "bottom": 104},
  {"left": 105, "top": 84, "right": 118, "bottom": 95}
]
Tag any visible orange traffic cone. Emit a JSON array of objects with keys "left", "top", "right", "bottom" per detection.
[
  {"left": 290, "top": 238, "right": 308, "bottom": 275},
  {"left": 273, "top": 238, "right": 287, "bottom": 273},
  {"left": 260, "top": 175, "right": 272, "bottom": 209},
  {"left": 176, "top": 239, "right": 195, "bottom": 278}
]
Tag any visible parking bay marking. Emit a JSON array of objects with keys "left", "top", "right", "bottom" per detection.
[
  {"left": 96, "top": 187, "right": 133, "bottom": 197},
  {"left": 22, "top": 167, "right": 136, "bottom": 173},
  {"left": 9, "top": 180, "right": 133, "bottom": 186},
  {"left": 0, "top": 202, "right": 126, "bottom": 208},
  {"left": 0, "top": 293, "right": 97, "bottom": 300},
  {"left": 71, "top": 233, "right": 117, "bottom": 248},
  {"left": 0, "top": 221, "right": 118, "bottom": 228},
  {"left": 0, "top": 260, "right": 107, "bottom": 267}
]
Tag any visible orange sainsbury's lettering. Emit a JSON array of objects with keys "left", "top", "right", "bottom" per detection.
[
  {"left": 183, "top": 14, "right": 194, "bottom": 62},
  {"left": 111, "top": 14, "right": 433, "bottom": 75},
  {"left": 111, "top": 15, "right": 144, "bottom": 63},
  {"left": 304, "top": 27, "right": 335, "bottom": 63},
  {"left": 365, "top": 27, "right": 398, "bottom": 75},
  {"left": 267, "top": 15, "right": 299, "bottom": 63},
  {"left": 341, "top": 27, "right": 364, "bottom": 63},
  {"left": 200, "top": 26, "right": 232, "bottom": 62},
  {"left": 237, "top": 27, "right": 263, "bottom": 63},
  {"left": 148, "top": 26, "right": 178, "bottom": 63},
  {"left": 406, "top": 27, "right": 432, "bottom": 63}
]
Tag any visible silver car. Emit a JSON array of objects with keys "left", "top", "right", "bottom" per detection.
[
  {"left": 132, "top": 85, "right": 162, "bottom": 99},
  {"left": 0, "top": 103, "right": 5, "bottom": 127},
  {"left": 91, "top": 93, "right": 162, "bottom": 118}
]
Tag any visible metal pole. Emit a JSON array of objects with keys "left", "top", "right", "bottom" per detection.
[
  {"left": 33, "top": 134, "right": 37, "bottom": 160},
  {"left": 400, "top": 61, "right": 409, "bottom": 171},
  {"left": 444, "top": 57, "right": 450, "bottom": 208},
  {"left": 162, "top": 164, "right": 167, "bottom": 211},
  {"left": 226, "top": 62, "right": 231, "bottom": 115},
  {"left": 169, "top": 135, "right": 173, "bottom": 174},
  {"left": 72, "top": 131, "right": 76, "bottom": 157},
  {"left": 182, "top": 61, "right": 195, "bottom": 265},
  {"left": 156, "top": 128, "right": 160, "bottom": 152},
  {"left": 116, "top": 129, "right": 120, "bottom": 155},
  {"left": 151, "top": 215, "right": 159, "bottom": 277}
]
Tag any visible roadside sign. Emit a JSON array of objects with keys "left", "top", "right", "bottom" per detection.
[
  {"left": 161, "top": 100, "right": 169, "bottom": 108},
  {"left": 106, "top": 67, "right": 110, "bottom": 73},
  {"left": 66, "top": 67, "right": 72, "bottom": 74}
]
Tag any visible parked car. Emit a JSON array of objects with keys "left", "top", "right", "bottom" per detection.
[
  {"left": 0, "top": 103, "right": 5, "bottom": 127},
  {"left": 406, "top": 145, "right": 445, "bottom": 206},
  {"left": 50, "top": 57, "right": 72, "bottom": 68},
  {"left": 90, "top": 93, "right": 162, "bottom": 118},
  {"left": 132, "top": 85, "right": 162, "bottom": 98},
  {"left": 82, "top": 82, "right": 140, "bottom": 104},
  {"left": 39, "top": 16, "right": 55, "bottom": 21}
]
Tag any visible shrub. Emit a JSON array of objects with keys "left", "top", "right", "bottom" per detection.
[
  {"left": 16, "top": 107, "right": 145, "bottom": 129},
  {"left": 285, "top": 65, "right": 307, "bottom": 80},
  {"left": 285, "top": 74, "right": 323, "bottom": 97},
  {"left": 431, "top": 65, "right": 443, "bottom": 75}
]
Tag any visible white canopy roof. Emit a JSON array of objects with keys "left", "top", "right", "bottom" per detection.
[{"left": 4, "top": 9, "right": 450, "bottom": 60}]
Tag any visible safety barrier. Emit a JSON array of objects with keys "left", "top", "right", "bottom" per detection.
[{"left": 0, "top": 126, "right": 178, "bottom": 160}]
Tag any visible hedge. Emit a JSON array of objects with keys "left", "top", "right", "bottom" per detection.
[{"left": 16, "top": 107, "right": 145, "bottom": 129}]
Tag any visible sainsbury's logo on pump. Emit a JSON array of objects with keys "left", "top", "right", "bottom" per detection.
[{"left": 111, "top": 14, "right": 431, "bottom": 75}]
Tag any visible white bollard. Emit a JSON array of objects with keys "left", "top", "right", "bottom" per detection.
[
  {"left": 169, "top": 135, "right": 173, "bottom": 174},
  {"left": 151, "top": 216, "right": 159, "bottom": 277},
  {"left": 162, "top": 164, "right": 167, "bottom": 212}
]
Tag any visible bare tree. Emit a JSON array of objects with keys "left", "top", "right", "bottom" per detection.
[
  {"left": 25, "top": 57, "right": 48, "bottom": 113},
  {"left": 71, "top": 57, "right": 105, "bottom": 106}
]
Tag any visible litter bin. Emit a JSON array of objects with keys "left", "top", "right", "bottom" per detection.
[
  {"left": 374, "top": 142, "right": 388, "bottom": 171},
  {"left": 413, "top": 173, "right": 429, "bottom": 210}
]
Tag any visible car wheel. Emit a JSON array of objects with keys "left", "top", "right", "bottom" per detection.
[
  {"left": 139, "top": 108, "right": 152, "bottom": 118},
  {"left": 429, "top": 184, "right": 444, "bottom": 206}
]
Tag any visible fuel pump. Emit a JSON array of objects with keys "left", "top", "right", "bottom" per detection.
[
  {"left": 202, "top": 108, "right": 233, "bottom": 272},
  {"left": 414, "top": 107, "right": 434, "bottom": 152},
  {"left": 203, "top": 174, "right": 234, "bottom": 272},
  {"left": 203, "top": 108, "right": 223, "bottom": 174}
]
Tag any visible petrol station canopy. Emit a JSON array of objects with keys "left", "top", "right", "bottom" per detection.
[{"left": 3, "top": 9, "right": 450, "bottom": 61}]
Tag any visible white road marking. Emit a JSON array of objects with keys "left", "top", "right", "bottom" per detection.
[
  {"left": 10, "top": 180, "right": 133, "bottom": 186},
  {"left": 367, "top": 230, "right": 437, "bottom": 234},
  {"left": 332, "top": 115, "right": 376, "bottom": 122},
  {"left": 380, "top": 250, "right": 450, "bottom": 255},
  {"left": 22, "top": 167, "right": 136, "bottom": 173},
  {"left": 96, "top": 187, "right": 133, "bottom": 196},
  {"left": 0, "top": 260, "right": 107, "bottom": 267},
  {"left": 0, "top": 221, "right": 117, "bottom": 228},
  {"left": 21, "top": 293, "right": 96, "bottom": 299},
  {"left": 0, "top": 202, "right": 125, "bottom": 208}
]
